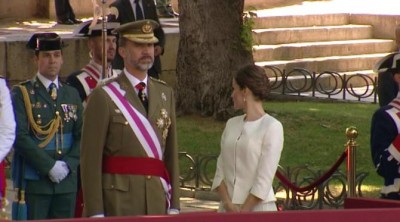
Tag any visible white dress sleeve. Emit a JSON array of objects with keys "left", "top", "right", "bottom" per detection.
[
  {"left": 0, "top": 79, "right": 16, "bottom": 161},
  {"left": 250, "top": 119, "right": 284, "bottom": 200},
  {"left": 211, "top": 125, "right": 228, "bottom": 191}
]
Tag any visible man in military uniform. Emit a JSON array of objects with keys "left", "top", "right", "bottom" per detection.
[
  {"left": 67, "top": 20, "right": 120, "bottom": 104},
  {"left": 66, "top": 20, "right": 120, "bottom": 218},
  {"left": 80, "top": 20, "right": 180, "bottom": 217},
  {"left": 109, "top": 0, "right": 165, "bottom": 79},
  {"left": 11, "top": 33, "right": 83, "bottom": 220},
  {"left": 371, "top": 53, "right": 400, "bottom": 200}
]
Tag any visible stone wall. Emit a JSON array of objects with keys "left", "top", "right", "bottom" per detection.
[
  {"left": 0, "top": 0, "right": 38, "bottom": 19},
  {"left": 3, "top": 37, "right": 89, "bottom": 86}
]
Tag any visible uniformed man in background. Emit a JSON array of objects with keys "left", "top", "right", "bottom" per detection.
[
  {"left": 371, "top": 54, "right": 400, "bottom": 200},
  {"left": 11, "top": 32, "right": 83, "bottom": 220},
  {"left": 66, "top": 20, "right": 120, "bottom": 217},
  {"left": 67, "top": 20, "right": 120, "bottom": 104}
]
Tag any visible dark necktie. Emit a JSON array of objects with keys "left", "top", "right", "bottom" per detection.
[
  {"left": 135, "top": 82, "right": 148, "bottom": 112},
  {"left": 134, "top": 0, "right": 144, "bottom": 20},
  {"left": 49, "top": 83, "right": 57, "bottom": 100}
]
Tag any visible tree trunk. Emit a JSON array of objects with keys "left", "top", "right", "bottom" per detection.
[{"left": 176, "top": 0, "right": 254, "bottom": 121}]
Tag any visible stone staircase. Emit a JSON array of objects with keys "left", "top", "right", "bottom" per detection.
[{"left": 251, "top": 13, "right": 396, "bottom": 89}]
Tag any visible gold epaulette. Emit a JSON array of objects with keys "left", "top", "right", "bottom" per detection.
[
  {"left": 12, "top": 80, "right": 30, "bottom": 93},
  {"left": 150, "top": 77, "right": 168, "bottom": 85}
]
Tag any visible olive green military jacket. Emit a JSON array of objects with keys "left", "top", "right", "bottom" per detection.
[
  {"left": 11, "top": 77, "right": 83, "bottom": 194},
  {"left": 80, "top": 73, "right": 180, "bottom": 217}
]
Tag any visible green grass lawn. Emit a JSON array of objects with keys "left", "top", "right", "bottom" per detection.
[{"left": 177, "top": 100, "right": 382, "bottom": 197}]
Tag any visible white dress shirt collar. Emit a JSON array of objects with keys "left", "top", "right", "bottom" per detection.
[
  {"left": 124, "top": 68, "right": 148, "bottom": 94},
  {"left": 37, "top": 72, "right": 59, "bottom": 89}
]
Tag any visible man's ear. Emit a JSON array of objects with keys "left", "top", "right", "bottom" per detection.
[
  {"left": 242, "top": 87, "right": 248, "bottom": 96},
  {"left": 118, "top": 47, "right": 125, "bottom": 58},
  {"left": 393, "top": 73, "right": 400, "bottom": 85},
  {"left": 87, "top": 38, "right": 95, "bottom": 49},
  {"left": 33, "top": 54, "right": 39, "bottom": 64}
]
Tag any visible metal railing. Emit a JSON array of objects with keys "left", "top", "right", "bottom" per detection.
[
  {"left": 178, "top": 127, "right": 367, "bottom": 210},
  {"left": 264, "top": 66, "right": 378, "bottom": 103},
  {"left": 178, "top": 152, "right": 367, "bottom": 209}
]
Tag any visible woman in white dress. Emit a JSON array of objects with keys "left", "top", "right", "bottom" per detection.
[{"left": 211, "top": 64, "right": 284, "bottom": 212}]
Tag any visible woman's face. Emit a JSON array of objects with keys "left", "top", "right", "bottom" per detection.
[{"left": 231, "top": 79, "right": 246, "bottom": 110}]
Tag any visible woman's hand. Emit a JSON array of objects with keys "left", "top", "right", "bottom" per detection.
[
  {"left": 223, "top": 201, "right": 240, "bottom": 212},
  {"left": 240, "top": 193, "right": 262, "bottom": 212},
  {"left": 240, "top": 206, "right": 251, "bottom": 212}
]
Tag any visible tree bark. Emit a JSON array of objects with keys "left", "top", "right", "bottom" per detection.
[{"left": 176, "top": 0, "right": 254, "bottom": 120}]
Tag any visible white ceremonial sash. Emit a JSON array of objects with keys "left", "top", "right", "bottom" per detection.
[
  {"left": 389, "top": 98, "right": 400, "bottom": 111},
  {"left": 82, "top": 64, "right": 101, "bottom": 80},
  {"left": 103, "top": 81, "right": 172, "bottom": 207},
  {"left": 76, "top": 64, "right": 101, "bottom": 102},
  {"left": 104, "top": 82, "right": 161, "bottom": 158},
  {"left": 76, "top": 72, "right": 93, "bottom": 100},
  {"left": 386, "top": 107, "right": 400, "bottom": 133}
]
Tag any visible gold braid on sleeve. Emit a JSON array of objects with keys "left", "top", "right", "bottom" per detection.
[{"left": 17, "top": 85, "right": 62, "bottom": 148}]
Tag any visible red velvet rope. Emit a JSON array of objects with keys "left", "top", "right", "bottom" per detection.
[{"left": 275, "top": 148, "right": 348, "bottom": 193}]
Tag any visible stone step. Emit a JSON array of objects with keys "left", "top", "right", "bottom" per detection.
[
  {"left": 249, "top": 3, "right": 397, "bottom": 91},
  {"left": 252, "top": 13, "right": 349, "bottom": 29},
  {"left": 253, "top": 39, "right": 395, "bottom": 61},
  {"left": 250, "top": 13, "right": 389, "bottom": 91},
  {"left": 255, "top": 53, "right": 389, "bottom": 73},
  {"left": 252, "top": 24, "right": 373, "bottom": 45}
]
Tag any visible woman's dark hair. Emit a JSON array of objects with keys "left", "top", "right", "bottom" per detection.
[{"left": 234, "top": 64, "right": 271, "bottom": 101}]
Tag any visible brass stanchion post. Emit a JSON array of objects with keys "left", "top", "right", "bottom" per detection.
[
  {"left": 0, "top": 197, "right": 8, "bottom": 220},
  {"left": 345, "top": 126, "right": 358, "bottom": 197}
]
